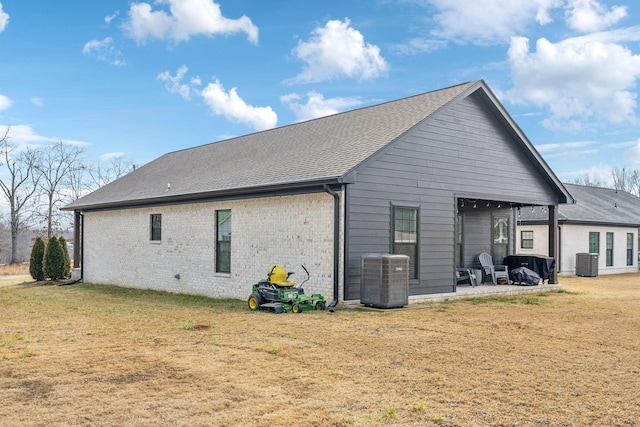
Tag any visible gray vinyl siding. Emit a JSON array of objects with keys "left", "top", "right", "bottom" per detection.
[{"left": 345, "top": 92, "right": 558, "bottom": 299}]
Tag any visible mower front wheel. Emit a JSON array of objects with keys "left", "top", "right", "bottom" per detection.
[
  {"left": 247, "top": 292, "right": 263, "bottom": 311},
  {"left": 292, "top": 303, "right": 302, "bottom": 314},
  {"left": 315, "top": 301, "right": 326, "bottom": 311}
]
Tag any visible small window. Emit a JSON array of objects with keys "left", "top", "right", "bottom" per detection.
[
  {"left": 216, "top": 210, "right": 231, "bottom": 273},
  {"left": 627, "top": 233, "right": 633, "bottom": 266},
  {"left": 521, "top": 231, "right": 534, "bottom": 249},
  {"left": 589, "top": 232, "right": 599, "bottom": 254},
  {"left": 606, "top": 232, "right": 614, "bottom": 267},
  {"left": 150, "top": 214, "right": 162, "bottom": 241},
  {"left": 392, "top": 206, "right": 418, "bottom": 280}
]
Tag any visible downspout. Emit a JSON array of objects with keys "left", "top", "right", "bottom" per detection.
[
  {"left": 324, "top": 184, "right": 340, "bottom": 312},
  {"left": 60, "top": 211, "right": 83, "bottom": 286}
]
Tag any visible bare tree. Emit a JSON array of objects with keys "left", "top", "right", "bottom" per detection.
[
  {"left": 88, "top": 155, "right": 135, "bottom": 189},
  {"left": 63, "top": 163, "right": 89, "bottom": 202},
  {"left": 570, "top": 173, "right": 605, "bottom": 188},
  {"left": 34, "top": 140, "right": 85, "bottom": 239},
  {"left": 0, "top": 128, "right": 41, "bottom": 263},
  {"left": 109, "top": 155, "right": 136, "bottom": 180},
  {"left": 611, "top": 167, "right": 640, "bottom": 196}
]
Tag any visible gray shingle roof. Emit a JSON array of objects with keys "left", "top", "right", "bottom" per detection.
[
  {"left": 66, "top": 81, "right": 478, "bottom": 210},
  {"left": 520, "top": 183, "right": 640, "bottom": 226}
]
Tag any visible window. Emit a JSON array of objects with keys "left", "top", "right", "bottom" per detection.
[
  {"left": 589, "top": 232, "right": 599, "bottom": 254},
  {"left": 455, "top": 214, "right": 463, "bottom": 268},
  {"left": 606, "top": 232, "right": 614, "bottom": 267},
  {"left": 150, "top": 214, "right": 162, "bottom": 241},
  {"left": 493, "top": 217, "right": 509, "bottom": 265},
  {"left": 393, "top": 206, "right": 418, "bottom": 280},
  {"left": 627, "top": 233, "right": 634, "bottom": 266},
  {"left": 521, "top": 231, "right": 534, "bottom": 249},
  {"left": 216, "top": 210, "right": 231, "bottom": 273}
]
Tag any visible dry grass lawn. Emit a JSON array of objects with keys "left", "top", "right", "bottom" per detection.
[{"left": 0, "top": 268, "right": 638, "bottom": 426}]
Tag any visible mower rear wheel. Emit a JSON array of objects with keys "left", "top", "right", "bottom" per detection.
[{"left": 247, "top": 293, "right": 263, "bottom": 311}]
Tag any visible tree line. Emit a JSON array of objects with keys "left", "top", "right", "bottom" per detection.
[
  {"left": 571, "top": 168, "right": 640, "bottom": 196},
  {"left": 0, "top": 127, "right": 135, "bottom": 263}
]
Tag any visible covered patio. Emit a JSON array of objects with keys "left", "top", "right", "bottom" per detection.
[{"left": 455, "top": 196, "right": 561, "bottom": 286}]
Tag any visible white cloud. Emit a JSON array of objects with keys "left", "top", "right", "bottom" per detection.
[
  {"left": 200, "top": 80, "right": 277, "bottom": 131},
  {"left": 157, "top": 65, "right": 199, "bottom": 100},
  {"left": 505, "top": 32, "right": 640, "bottom": 131},
  {"left": 558, "top": 163, "right": 615, "bottom": 186},
  {"left": 0, "top": 93, "right": 11, "bottom": 110},
  {"left": 30, "top": 97, "right": 44, "bottom": 108},
  {"left": 0, "top": 3, "right": 9, "bottom": 33},
  {"left": 281, "top": 91, "right": 364, "bottom": 122},
  {"left": 289, "top": 19, "right": 388, "bottom": 83},
  {"left": 105, "top": 11, "right": 119, "bottom": 25},
  {"left": 159, "top": 66, "right": 277, "bottom": 130},
  {"left": 565, "top": 0, "right": 627, "bottom": 33},
  {"left": 100, "top": 151, "right": 126, "bottom": 160},
  {"left": 626, "top": 139, "right": 640, "bottom": 165},
  {"left": 535, "top": 140, "right": 598, "bottom": 154},
  {"left": 391, "top": 37, "right": 448, "bottom": 55},
  {"left": 82, "top": 37, "right": 126, "bottom": 66},
  {"left": 122, "top": 0, "right": 258, "bottom": 45},
  {"left": 0, "top": 125, "right": 89, "bottom": 149},
  {"left": 426, "top": 0, "right": 562, "bottom": 45}
]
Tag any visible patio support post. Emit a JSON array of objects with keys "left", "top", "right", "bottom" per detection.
[{"left": 548, "top": 205, "right": 558, "bottom": 284}]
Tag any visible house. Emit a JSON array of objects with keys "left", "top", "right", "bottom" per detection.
[
  {"left": 516, "top": 183, "right": 640, "bottom": 276},
  {"left": 64, "top": 80, "right": 573, "bottom": 306}
]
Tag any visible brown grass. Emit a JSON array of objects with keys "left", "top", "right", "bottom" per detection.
[
  {"left": 1, "top": 274, "right": 639, "bottom": 426},
  {"left": 0, "top": 263, "right": 29, "bottom": 276}
]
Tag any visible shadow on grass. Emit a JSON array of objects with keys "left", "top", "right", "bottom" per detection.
[{"left": 62, "top": 282, "right": 246, "bottom": 311}]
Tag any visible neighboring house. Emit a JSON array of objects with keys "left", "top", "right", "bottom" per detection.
[
  {"left": 64, "top": 80, "right": 572, "bottom": 305},
  {"left": 517, "top": 183, "right": 640, "bottom": 276}
]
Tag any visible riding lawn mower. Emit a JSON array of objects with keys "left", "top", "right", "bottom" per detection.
[{"left": 247, "top": 265, "right": 326, "bottom": 313}]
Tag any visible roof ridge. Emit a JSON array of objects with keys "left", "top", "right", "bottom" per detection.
[{"left": 164, "top": 80, "right": 480, "bottom": 156}]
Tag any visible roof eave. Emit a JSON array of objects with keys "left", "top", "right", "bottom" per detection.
[
  {"left": 63, "top": 176, "right": 344, "bottom": 212},
  {"left": 519, "top": 219, "right": 640, "bottom": 228}
]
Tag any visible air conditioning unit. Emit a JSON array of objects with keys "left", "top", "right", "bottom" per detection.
[
  {"left": 576, "top": 253, "right": 598, "bottom": 277},
  {"left": 360, "top": 254, "right": 409, "bottom": 308}
]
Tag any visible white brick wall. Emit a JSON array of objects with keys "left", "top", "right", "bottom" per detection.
[{"left": 82, "top": 191, "right": 342, "bottom": 301}]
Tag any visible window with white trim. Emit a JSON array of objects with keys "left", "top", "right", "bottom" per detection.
[
  {"left": 392, "top": 206, "right": 418, "bottom": 280},
  {"left": 521, "top": 230, "right": 534, "bottom": 249}
]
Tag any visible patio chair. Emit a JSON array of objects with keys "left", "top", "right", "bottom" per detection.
[
  {"left": 478, "top": 253, "right": 510, "bottom": 285},
  {"left": 456, "top": 268, "right": 477, "bottom": 287}
]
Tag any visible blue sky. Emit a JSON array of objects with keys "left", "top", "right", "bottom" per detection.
[{"left": 1, "top": 0, "right": 640, "bottom": 186}]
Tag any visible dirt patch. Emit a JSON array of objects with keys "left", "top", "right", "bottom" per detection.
[{"left": 0, "top": 274, "right": 638, "bottom": 426}]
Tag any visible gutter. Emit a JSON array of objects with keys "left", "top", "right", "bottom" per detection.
[
  {"left": 62, "top": 177, "right": 344, "bottom": 212},
  {"left": 324, "top": 184, "right": 340, "bottom": 312}
]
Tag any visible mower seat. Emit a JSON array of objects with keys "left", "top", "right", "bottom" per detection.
[{"left": 268, "top": 265, "right": 295, "bottom": 287}]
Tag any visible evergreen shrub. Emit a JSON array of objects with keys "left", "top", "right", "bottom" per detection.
[
  {"left": 29, "top": 236, "right": 46, "bottom": 281},
  {"left": 43, "top": 236, "right": 66, "bottom": 281}
]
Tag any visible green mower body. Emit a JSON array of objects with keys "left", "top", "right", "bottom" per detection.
[{"left": 247, "top": 265, "right": 326, "bottom": 313}]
